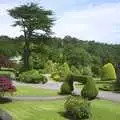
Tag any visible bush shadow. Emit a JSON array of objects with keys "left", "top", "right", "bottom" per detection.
[
  {"left": 0, "top": 97, "right": 12, "bottom": 104},
  {"left": 58, "top": 111, "right": 76, "bottom": 120}
]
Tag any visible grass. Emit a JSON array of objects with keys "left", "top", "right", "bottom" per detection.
[
  {"left": 0, "top": 99, "right": 120, "bottom": 120},
  {"left": 6, "top": 86, "right": 59, "bottom": 96}
]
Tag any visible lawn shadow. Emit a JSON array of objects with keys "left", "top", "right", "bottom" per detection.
[
  {"left": 0, "top": 97, "right": 12, "bottom": 104},
  {"left": 58, "top": 111, "right": 76, "bottom": 120}
]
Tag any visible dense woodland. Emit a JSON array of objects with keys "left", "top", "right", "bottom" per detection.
[{"left": 0, "top": 35, "right": 120, "bottom": 77}]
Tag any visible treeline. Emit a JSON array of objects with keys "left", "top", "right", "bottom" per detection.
[{"left": 0, "top": 35, "right": 120, "bottom": 76}]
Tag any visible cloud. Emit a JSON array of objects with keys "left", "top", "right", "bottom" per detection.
[{"left": 53, "top": 2, "right": 120, "bottom": 44}]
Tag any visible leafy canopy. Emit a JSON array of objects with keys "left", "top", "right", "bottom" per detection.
[{"left": 8, "top": 2, "right": 54, "bottom": 34}]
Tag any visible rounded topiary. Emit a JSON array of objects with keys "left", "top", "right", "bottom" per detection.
[
  {"left": 101, "top": 63, "right": 116, "bottom": 81},
  {"left": 60, "top": 82, "right": 72, "bottom": 95},
  {"left": 65, "top": 95, "right": 91, "bottom": 120},
  {"left": 81, "top": 77, "right": 98, "bottom": 100}
]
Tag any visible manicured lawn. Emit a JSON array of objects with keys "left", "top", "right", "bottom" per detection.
[
  {"left": 0, "top": 99, "right": 120, "bottom": 120},
  {"left": 7, "top": 86, "right": 59, "bottom": 96}
]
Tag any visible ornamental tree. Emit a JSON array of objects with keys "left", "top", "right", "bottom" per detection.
[{"left": 8, "top": 3, "right": 54, "bottom": 70}]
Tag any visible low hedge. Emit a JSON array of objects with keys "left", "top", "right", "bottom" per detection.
[
  {"left": 0, "top": 70, "right": 16, "bottom": 80},
  {"left": 19, "top": 69, "right": 47, "bottom": 83}
]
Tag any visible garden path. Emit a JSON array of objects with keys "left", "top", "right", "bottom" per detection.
[{"left": 12, "top": 80, "right": 120, "bottom": 102}]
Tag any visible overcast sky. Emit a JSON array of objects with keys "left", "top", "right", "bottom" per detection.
[{"left": 0, "top": 0, "right": 120, "bottom": 44}]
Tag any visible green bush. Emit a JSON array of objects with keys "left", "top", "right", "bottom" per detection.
[
  {"left": 101, "top": 63, "right": 116, "bottom": 81},
  {"left": 82, "top": 66, "right": 92, "bottom": 76},
  {"left": 91, "top": 65, "right": 101, "bottom": 77},
  {"left": 51, "top": 72, "right": 60, "bottom": 81},
  {"left": 0, "top": 70, "right": 16, "bottom": 80},
  {"left": 60, "top": 82, "right": 72, "bottom": 95},
  {"left": 59, "top": 62, "right": 71, "bottom": 81},
  {"left": 65, "top": 95, "right": 91, "bottom": 120},
  {"left": 71, "top": 65, "right": 81, "bottom": 75},
  {"left": 65, "top": 74, "right": 74, "bottom": 91},
  {"left": 19, "top": 69, "right": 47, "bottom": 83},
  {"left": 81, "top": 77, "right": 98, "bottom": 100},
  {"left": 71, "top": 74, "right": 90, "bottom": 84}
]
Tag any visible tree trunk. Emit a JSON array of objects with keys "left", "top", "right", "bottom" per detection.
[
  {"left": 23, "top": 29, "right": 31, "bottom": 70},
  {"left": 23, "top": 39, "right": 30, "bottom": 70}
]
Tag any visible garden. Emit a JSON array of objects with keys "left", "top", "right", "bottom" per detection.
[{"left": 0, "top": 1, "right": 120, "bottom": 120}]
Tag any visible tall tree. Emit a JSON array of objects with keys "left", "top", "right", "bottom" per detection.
[{"left": 8, "top": 3, "right": 54, "bottom": 70}]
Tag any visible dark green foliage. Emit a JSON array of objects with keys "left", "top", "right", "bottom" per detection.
[
  {"left": 60, "top": 82, "right": 72, "bottom": 95},
  {"left": 51, "top": 72, "right": 60, "bottom": 81},
  {"left": 71, "top": 74, "right": 90, "bottom": 84},
  {"left": 65, "top": 95, "right": 91, "bottom": 120},
  {"left": 101, "top": 63, "right": 116, "bottom": 81},
  {"left": 81, "top": 78, "right": 98, "bottom": 100},
  {"left": 91, "top": 65, "right": 101, "bottom": 77},
  {"left": 19, "top": 69, "right": 47, "bottom": 83},
  {"left": 82, "top": 66, "right": 92, "bottom": 76},
  {"left": 65, "top": 74, "right": 74, "bottom": 91}
]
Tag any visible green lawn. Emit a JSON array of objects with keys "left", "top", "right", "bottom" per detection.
[
  {"left": 7, "top": 86, "right": 59, "bottom": 96},
  {"left": 0, "top": 99, "right": 120, "bottom": 120}
]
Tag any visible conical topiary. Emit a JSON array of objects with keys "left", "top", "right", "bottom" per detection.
[
  {"left": 101, "top": 63, "right": 116, "bottom": 81},
  {"left": 81, "top": 77, "right": 98, "bottom": 100}
]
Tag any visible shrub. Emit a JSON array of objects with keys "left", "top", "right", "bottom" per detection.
[
  {"left": 71, "top": 74, "right": 90, "bottom": 84},
  {"left": 71, "top": 65, "right": 81, "bottom": 75},
  {"left": 19, "top": 69, "right": 46, "bottom": 83},
  {"left": 65, "top": 95, "right": 91, "bottom": 120},
  {"left": 59, "top": 62, "right": 71, "bottom": 81},
  {"left": 81, "top": 77, "right": 98, "bottom": 100},
  {"left": 51, "top": 72, "right": 60, "bottom": 81},
  {"left": 82, "top": 66, "right": 92, "bottom": 76},
  {"left": 65, "top": 74, "right": 74, "bottom": 91},
  {"left": 60, "top": 82, "right": 72, "bottom": 95},
  {"left": 91, "top": 65, "right": 101, "bottom": 77},
  {"left": 0, "top": 71, "right": 16, "bottom": 80},
  {"left": 101, "top": 63, "right": 116, "bottom": 81}
]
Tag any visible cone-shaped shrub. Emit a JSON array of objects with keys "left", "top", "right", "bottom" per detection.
[
  {"left": 60, "top": 82, "right": 72, "bottom": 95},
  {"left": 81, "top": 77, "right": 98, "bottom": 100},
  {"left": 101, "top": 63, "right": 116, "bottom": 81}
]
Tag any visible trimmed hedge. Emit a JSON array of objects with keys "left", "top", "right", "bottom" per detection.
[
  {"left": 81, "top": 77, "right": 98, "bottom": 100},
  {"left": 101, "top": 63, "right": 116, "bottom": 81},
  {"left": 19, "top": 69, "right": 47, "bottom": 83},
  {"left": 65, "top": 95, "right": 91, "bottom": 120},
  {"left": 60, "top": 82, "right": 72, "bottom": 95},
  {"left": 71, "top": 74, "right": 90, "bottom": 84}
]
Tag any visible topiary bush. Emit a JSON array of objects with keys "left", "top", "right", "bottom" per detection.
[
  {"left": 65, "top": 95, "right": 91, "bottom": 120},
  {"left": 60, "top": 82, "right": 72, "bottom": 95},
  {"left": 19, "top": 69, "right": 47, "bottom": 83},
  {"left": 65, "top": 74, "right": 74, "bottom": 91},
  {"left": 71, "top": 74, "right": 90, "bottom": 84},
  {"left": 101, "top": 63, "right": 116, "bottom": 81},
  {"left": 81, "top": 77, "right": 98, "bottom": 100}
]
